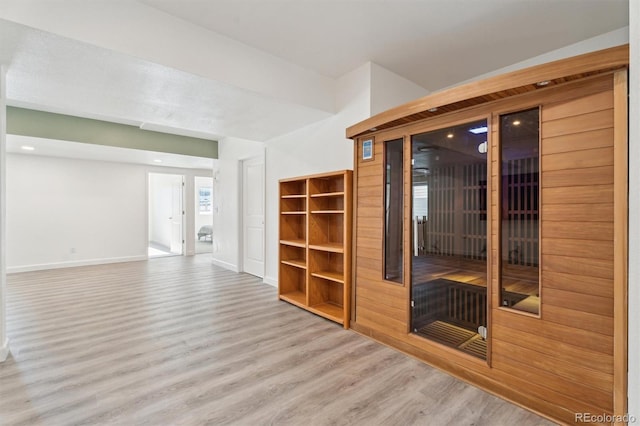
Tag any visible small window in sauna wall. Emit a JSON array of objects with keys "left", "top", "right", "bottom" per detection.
[
  {"left": 500, "top": 108, "right": 540, "bottom": 315},
  {"left": 385, "top": 138, "right": 404, "bottom": 283},
  {"left": 410, "top": 119, "right": 488, "bottom": 360}
]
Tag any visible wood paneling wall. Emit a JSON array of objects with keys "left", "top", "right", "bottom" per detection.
[
  {"left": 491, "top": 76, "right": 615, "bottom": 419},
  {"left": 351, "top": 72, "right": 626, "bottom": 425},
  {"left": 355, "top": 139, "right": 408, "bottom": 336}
]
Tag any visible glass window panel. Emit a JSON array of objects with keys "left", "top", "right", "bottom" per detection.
[
  {"left": 500, "top": 108, "right": 540, "bottom": 315},
  {"left": 384, "top": 138, "right": 404, "bottom": 283},
  {"left": 410, "top": 119, "right": 488, "bottom": 360}
]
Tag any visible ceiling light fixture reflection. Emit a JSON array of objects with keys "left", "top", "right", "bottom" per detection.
[
  {"left": 536, "top": 80, "right": 550, "bottom": 87},
  {"left": 469, "top": 126, "right": 488, "bottom": 134},
  {"left": 21, "top": 146, "right": 35, "bottom": 151},
  {"left": 513, "top": 120, "right": 521, "bottom": 126},
  {"left": 428, "top": 107, "right": 438, "bottom": 112},
  {"left": 153, "top": 159, "right": 163, "bottom": 163},
  {"left": 413, "top": 167, "right": 430, "bottom": 175},
  {"left": 418, "top": 146, "right": 440, "bottom": 153},
  {"left": 478, "top": 141, "right": 488, "bottom": 154},
  {"left": 447, "top": 133, "right": 454, "bottom": 139}
]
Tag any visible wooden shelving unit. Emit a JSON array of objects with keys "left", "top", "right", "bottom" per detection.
[{"left": 278, "top": 170, "right": 352, "bottom": 328}]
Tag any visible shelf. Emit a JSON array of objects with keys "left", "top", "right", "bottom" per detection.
[
  {"left": 281, "top": 180, "right": 307, "bottom": 198},
  {"left": 282, "top": 259, "right": 306, "bottom": 269},
  {"left": 309, "top": 213, "right": 344, "bottom": 250},
  {"left": 309, "top": 175, "right": 345, "bottom": 195},
  {"left": 309, "top": 242, "right": 344, "bottom": 253},
  {"left": 280, "top": 239, "right": 306, "bottom": 248},
  {"left": 280, "top": 213, "right": 305, "bottom": 242},
  {"left": 279, "top": 170, "right": 351, "bottom": 329},
  {"left": 280, "top": 291, "right": 307, "bottom": 308},
  {"left": 308, "top": 302, "right": 344, "bottom": 324},
  {"left": 311, "top": 192, "right": 345, "bottom": 198},
  {"left": 311, "top": 270, "right": 344, "bottom": 284},
  {"left": 310, "top": 195, "right": 344, "bottom": 212}
]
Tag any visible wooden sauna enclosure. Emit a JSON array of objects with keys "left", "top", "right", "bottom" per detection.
[{"left": 346, "top": 46, "right": 628, "bottom": 425}]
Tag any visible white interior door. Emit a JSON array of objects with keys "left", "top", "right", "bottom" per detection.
[
  {"left": 170, "top": 178, "right": 184, "bottom": 255},
  {"left": 242, "top": 156, "right": 264, "bottom": 277}
]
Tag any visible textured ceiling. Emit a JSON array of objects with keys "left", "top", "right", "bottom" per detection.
[
  {"left": 0, "top": 0, "right": 630, "bottom": 152},
  {"left": 142, "top": 0, "right": 629, "bottom": 91},
  {"left": 0, "top": 18, "right": 332, "bottom": 142}
]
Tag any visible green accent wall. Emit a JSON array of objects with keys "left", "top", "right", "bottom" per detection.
[{"left": 7, "top": 107, "right": 218, "bottom": 159}]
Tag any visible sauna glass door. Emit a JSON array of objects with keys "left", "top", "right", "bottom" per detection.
[{"left": 411, "top": 119, "right": 488, "bottom": 360}]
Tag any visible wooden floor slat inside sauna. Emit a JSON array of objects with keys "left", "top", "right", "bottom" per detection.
[
  {"left": 0, "top": 255, "right": 550, "bottom": 426},
  {"left": 417, "top": 320, "right": 487, "bottom": 359}
]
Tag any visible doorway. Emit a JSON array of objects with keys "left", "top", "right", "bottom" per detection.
[
  {"left": 194, "top": 176, "right": 214, "bottom": 254},
  {"left": 410, "top": 118, "right": 489, "bottom": 360},
  {"left": 148, "top": 173, "right": 184, "bottom": 257}
]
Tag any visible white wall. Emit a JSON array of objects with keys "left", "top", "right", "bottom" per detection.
[
  {"left": 211, "top": 137, "right": 264, "bottom": 272},
  {"left": 370, "top": 63, "right": 429, "bottom": 116},
  {"left": 6, "top": 153, "right": 210, "bottom": 272},
  {"left": 7, "top": 154, "right": 146, "bottom": 270},
  {"left": 450, "top": 27, "right": 629, "bottom": 89},
  {"left": 262, "top": 62, "right": 432, "bottom": 286},
  {"left": 212, "top": 61, "right": 421, "bottom": 281},
  {"left": 0, "top": 65, "right": 8, "bottom": 362},
  {"left": 628, "top": 1, "right": 639, "bottom": 419},
  {"left": 263, "top": 63, "right": 371, "bottom": 285}
]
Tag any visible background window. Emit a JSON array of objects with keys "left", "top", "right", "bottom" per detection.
[{"left": 199, "top": 186, "right": 212, "bottom": 214}]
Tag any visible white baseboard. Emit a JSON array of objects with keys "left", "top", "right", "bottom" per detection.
[
  {"left": 211, "top": 258, "right": 240, "bottom": 273},
  {"left": 7, "top": 255, "right": 148, "bottom": 274},
  {"left": 263, "top": 276, "right": 277, "bottom": 287},
  {"left": 0, "top": 338, "right": 9, "bottom": 362}
]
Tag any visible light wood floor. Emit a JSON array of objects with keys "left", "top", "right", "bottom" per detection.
[{"left": 0, "top": 256, "right": 554, "bottom": 425}]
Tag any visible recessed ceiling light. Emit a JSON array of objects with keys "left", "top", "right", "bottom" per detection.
[
  {"left": 21, "top": 146, "right": 35, "bottom": 151},
  {"left": 447, "top": 133, "right": 454, "bottom": 139},
  {"left": 428, "top": 107, "right": 438, "bottom": 112},
  {"left": 536, "top": 80, "right": 550, "bottom": 87},
  {"left": 513, "top": 120, "right": 521, "bottom": 126},
  {"left": 469, "top": 126, "right": 488, "bottom": 135},
  {"left": 153, "top": 159, "right": 163, "bottom": 163}
]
